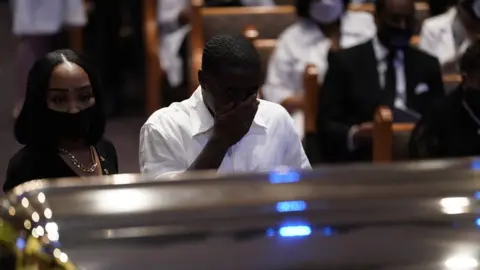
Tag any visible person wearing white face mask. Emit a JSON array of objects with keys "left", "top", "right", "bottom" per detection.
[{"left": 262, "top": 0, "right": 376, "bottom": 141}]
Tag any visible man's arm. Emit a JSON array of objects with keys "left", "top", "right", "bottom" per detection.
[
  {"left": 187, "top": 136, "right": 230, "bottom": 171},
  {"left": 316, "top": 51, "right": 353, "bottom": 161},
  {"left": 418, "top": 21, "right": 439, "bottom": 58}
]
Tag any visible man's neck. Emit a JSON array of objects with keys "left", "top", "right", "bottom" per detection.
[{"left": 204, "top": 102, "right": 215, "bottom": 117}]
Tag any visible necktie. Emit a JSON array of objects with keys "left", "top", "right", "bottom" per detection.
[{"left": 383, "top": 52, "right": 397, "bottom": 107}]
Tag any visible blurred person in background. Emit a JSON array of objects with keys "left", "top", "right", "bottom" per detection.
[
  {"left": 11, "top": 0, "right": 87, "bottom": 118},
  {"left": 316, "top": 0, "right": 444, "bottom": 162},
  {"left": 410, "top": 40, "right": 480, "bottom": 158},
  {"left": 3, "top": 50, "right": 118, "bottom": 193},
  {"left": 86, "top": 0, "right": 143, "bottom": 116},
  {"left": 262, "top": 0, "right": 376, "bottom": 139},
  {"left": 419, "top": 0, "right": 479, "bottom": 71},
  {"left": 140, "top": 34, "right": 310, "bottom": 178},
  {"left": 204, "top": 0, "right": 274, "bottom": 6},
  {"left": 158, "top": 0, "right": 275, "bottom": 106},
  {"left": 428, "top": 0, "right": 458, "bottom": 17}
]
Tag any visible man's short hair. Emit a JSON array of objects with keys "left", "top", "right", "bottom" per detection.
[
  {"left": 201, "top": 34, "right": 261, "bottom": 74},
  {"left": 460, "top": 39, "right": 480, "bottom": 74}
]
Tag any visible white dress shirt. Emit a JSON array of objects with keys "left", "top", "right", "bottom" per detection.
[
  {"left": 12, "top": 0, "right": 87, "bottom": 36},
  {"left": 157, "top": 0, "right": 276, "bottom": 88},
  {"left": 262, "top": 11, "right": 376, "bottom": 138},
  {"left": 419, "top": 7, "right": 471, "bottom": 65},
  {"left": 139, "top": 87, "right": 311, "bottom": 179},
  {"left": 347, "top": 37, "right": 407, "bottom": 150}
]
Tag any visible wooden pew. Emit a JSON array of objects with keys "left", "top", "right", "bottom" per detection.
[
  {"left": 142, "top": 0, "right": 163, "bottom": 115},
  {"left": 143, "top": 0, "right": 430, "bottom": 114},
  {"left": 303, "top": 68, "right": 461, "bottom": 164},
  {"left": 243, "top": 26, "right": 277, "bottom": 85},
  {"left": 373, "top": 107, "right": 415, "bottom": 163},
  {"left": 190, "top": 1, "right": 296, "bottom": 92}
]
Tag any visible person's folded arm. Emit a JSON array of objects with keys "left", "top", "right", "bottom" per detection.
[
  {"left": 139, "top": 121, "right": 188, "bottom": 179},
  {"left": 262, "top": 35, "right": 303, "bottom": 113},
  {"left": 316, "top": 51, "right": 353, "bottom": 160}
]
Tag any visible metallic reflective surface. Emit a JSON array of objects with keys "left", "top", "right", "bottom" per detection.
[{"left": 3, "top": 159, "right": 480, "bottom": 269}]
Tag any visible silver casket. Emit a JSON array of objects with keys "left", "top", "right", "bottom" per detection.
[{"left": 2, "top": 159, "right": 480, "bottom": 269}]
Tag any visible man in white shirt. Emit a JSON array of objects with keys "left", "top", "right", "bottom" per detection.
[
  {"left": 140, "top": 34, "right": 311, "bottom": 178},
  {"left": 419, "top": 0, "right": 480, "bottom": 70}
]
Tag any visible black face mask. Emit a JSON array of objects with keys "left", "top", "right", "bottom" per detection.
[
  {"left": 378, "top": 24, "right": 413, "bottom": 50},
  {"left": 46, "top": 106, "right": 95, "bottom": 140}
]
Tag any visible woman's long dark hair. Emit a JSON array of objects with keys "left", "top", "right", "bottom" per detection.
[{"left": 14, "top": 49, "right": 106, "bottom": 149}]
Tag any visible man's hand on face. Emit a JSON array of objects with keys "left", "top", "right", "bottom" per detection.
[{"left": 212, "top": 94, "right": 259, "bottom": 148}]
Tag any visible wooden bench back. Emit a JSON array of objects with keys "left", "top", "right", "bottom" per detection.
[
  {"left": 304, "top": 70, "right": 459, "bottom": 163},
  {"left": 190, "top": 3, "right": 296, "bottom": 92},
  {"left": 243, "top": 26, "right": 278, "bottom": 84},
  {"left": 142, "top": 0, "right": 163, "bottom": 115},
  {"left": 373, "top": 107, "right": 415, "bottom": 163}
]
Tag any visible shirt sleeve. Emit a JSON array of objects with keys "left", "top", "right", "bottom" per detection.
[
  {"left": 262, "top": 35, "right": 301, "bottom": 105},
  {"left": 158, "top": 0, "right": 189, "bottom": 32},
  {"left": 139, "top": 120, "right": 189, "bottom": 179},
  {"left": 63, "top": 0, "right": 87, "bottom": 27},
  {"left": 418, "top": 21, "right": 440, "bottom": 60},
  {"left": 282, "top": 113, "right": 312, "bottom": 170}
]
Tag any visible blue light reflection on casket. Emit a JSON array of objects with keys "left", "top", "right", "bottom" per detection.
[{"left": 268, "top": 169, "right": 300, "bottom": 184}]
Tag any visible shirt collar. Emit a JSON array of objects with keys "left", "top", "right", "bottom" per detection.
[
  {"left": 372, "top": 36, "right": 404, "bottom": 62},
  {"left": 189, "top": 87, "right": 267, "bottom": 136}
]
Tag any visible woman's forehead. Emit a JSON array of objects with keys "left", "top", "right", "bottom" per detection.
[{"left": 49, "top": 62, "right": 90, "bottom": 89}]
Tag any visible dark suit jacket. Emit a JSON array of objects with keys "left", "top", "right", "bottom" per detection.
[{"left": 316, "top": 40, "right": 445, "bottom": 162}]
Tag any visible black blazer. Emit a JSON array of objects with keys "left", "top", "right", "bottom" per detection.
[
  {"left": 3, "top": 139, "right": 118, "bottom": 192},
  {"left": 317, "top": 40, "right": 445, "bottom": 162}
]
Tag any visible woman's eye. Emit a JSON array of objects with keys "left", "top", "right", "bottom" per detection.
[
  {"left": 51, "top": 97, "right": 66, "bottom": 104},
  {"left": 79, "top": 94, "right": 93, "bottom": 102}
]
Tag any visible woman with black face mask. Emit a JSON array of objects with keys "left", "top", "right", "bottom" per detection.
[
  {"left": 410, "top": 40, "right": 480, "bottom": 159},
  {"left": 3, "top": 49, "right": 118, "bottom": 193}
]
